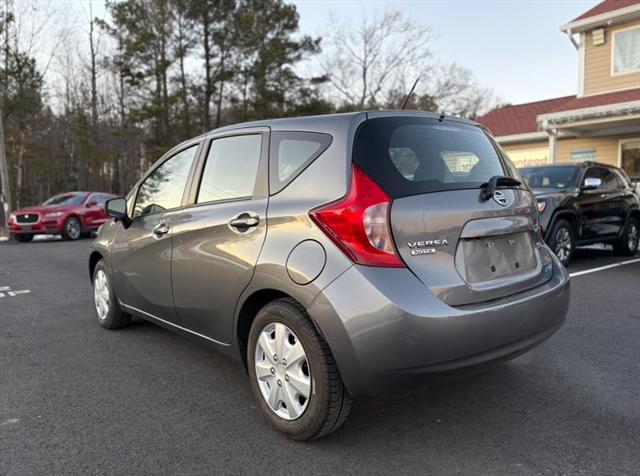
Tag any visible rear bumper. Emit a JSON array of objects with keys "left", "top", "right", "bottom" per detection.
[{"left": 308, "top": 259, "right": 570, "bottom": 397}]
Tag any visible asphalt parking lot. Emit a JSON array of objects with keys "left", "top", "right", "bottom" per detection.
[{"left": 1, "top": 238, "right": 639, "bottom": 475}]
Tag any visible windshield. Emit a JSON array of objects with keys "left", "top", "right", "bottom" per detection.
[
  {"left": 520, "top": 166, "right": 579, "bottom": 190},
  {"left": 353, "top": 117, "right": 515, "bottom": 198},
  {"left": 42, "top": 193, "right": 88, "bottom": 206}
]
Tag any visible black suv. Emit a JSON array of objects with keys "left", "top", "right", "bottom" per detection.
[{"left": 520, "top": 162, "right": 639, "bottom": 266}]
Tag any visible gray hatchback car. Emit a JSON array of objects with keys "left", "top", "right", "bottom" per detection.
[{"left": 90, "top": 111, "right": 570, "bottom": 440}]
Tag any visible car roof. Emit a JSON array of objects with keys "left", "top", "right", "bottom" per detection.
[
  {"left": 521, "top": 162, "right": 618, "bottom": 170},
  {"left": 195, "top": 110, "right": 483, "bottom": 138},
  {"left": 50, "top": 191, "right": 115, "bottom": 196}
]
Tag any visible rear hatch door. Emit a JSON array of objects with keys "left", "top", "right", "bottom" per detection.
[{"left": 354, "top": 114, "right": 554, "bottom": 306}]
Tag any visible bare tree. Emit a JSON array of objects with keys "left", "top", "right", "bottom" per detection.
[
  {"left": 426, "top": 63, "right": 496, "bottom": 119},
  {"left": 318, "top": 8, "right": 497, "bottom": 117},
  {"left": 318, "top": 9, "right": 433, "bottom": 108}
]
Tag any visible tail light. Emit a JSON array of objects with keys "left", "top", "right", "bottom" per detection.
[
  {"left": 537, "top": 200, "right": 546, "bottom": 213},
  {"left": 309, "top": 165, "right": 404, "bottom": 267}
]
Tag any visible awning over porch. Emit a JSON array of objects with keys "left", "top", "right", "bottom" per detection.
[{"left": 538, "top": 88, "right": 640, "bottom": 137}]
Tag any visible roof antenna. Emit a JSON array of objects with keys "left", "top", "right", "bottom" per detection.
[{"left": 401, "top": 76, "right": 420, "bottom": 110}]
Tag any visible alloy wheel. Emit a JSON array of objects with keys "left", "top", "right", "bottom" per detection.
[
  {"left": 66, "top": 218, "right": 81, "bottom": 240},
  {"left": 554, "top": 227, "right": 572, "bottom": 262},
  {"left": 254, "top": 322, "right": 311, "bottom": 420},
  {"left": 94, "top": 269, "right": 110, "bottom": 320},
  {"left": 629, "top": 222, "right": 639, "bottom": 253}
]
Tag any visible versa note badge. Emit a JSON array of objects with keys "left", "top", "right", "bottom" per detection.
[
  {"left": 408, "top": 239, "right": 448, "bottom": 256},
  {"left": 493, "top": 190, "right": 508, "bottom": 207}
]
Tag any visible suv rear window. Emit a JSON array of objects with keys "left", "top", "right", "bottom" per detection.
[
  {"left": 353, "top": 117, "right": 516, "bottom": 197},
  {"left": 520, "top": 166, "right": 580, "bottom": 190}
]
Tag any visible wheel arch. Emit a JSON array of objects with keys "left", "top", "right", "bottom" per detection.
[
  {"left": 619, "top": 208, "right": 640, "bottom": 236},
  {"left": 236, "top": 289, "right": 319, "bottom": 370},
  {"left": 62, "top": 213, "right": 85, "bottom": 235},
  {"left": 546, "top": 209, "right": 578, "bottom": 240},
  {"left": 89, "top": 251, "right": 103, "bottom": 282},
  {"left": 65, "top": 213, "right": 82, "bottom": 224},
  {"left": 625, "top": 208, "right": 640, "bottom": 224}
]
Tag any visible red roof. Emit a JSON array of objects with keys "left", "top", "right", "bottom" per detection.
[
  {"left": 571, "top": 0, "right": 640, "bottom": 22},
  {"left": 476, "top": 96, "right": 575, "bottom": 136},
  {"left": 546, "top": 87, "right": 640, "bottom": 113},
  {"left": 476, "top": 88, "right": 640, "bottom": 136}
]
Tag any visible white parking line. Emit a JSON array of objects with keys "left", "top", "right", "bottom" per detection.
[
  {"left": 569, "top": 257, "right": 640, "bottom": 278},
  {"left": 0, "top": 286, "right": 31, "bottom": 298}
]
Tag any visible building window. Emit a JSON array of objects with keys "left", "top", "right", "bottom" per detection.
[
  {"left": 621, "top": 140, "right": 640, "bottom": 177},
  {"left": 571, "top": 149, "right": 596, "bottom": 162},
  {"left": 612, "top": 26, "right": 640, "bottom": 75}
]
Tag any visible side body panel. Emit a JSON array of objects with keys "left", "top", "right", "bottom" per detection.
[
  {"left": 111, "top": 209, "right": 182, "bottom": 324},
  {"left": 577, "top": 188, "right": 623, "bottom": 238},
  {"left": 107, "top": 139, "right": 204, "bottom": 325},
  {"left": 170, "top": 128, "right": 270, "bottom": 344},
  {"left": 231, "top": 114, "right": 366, "bottom": 350}
]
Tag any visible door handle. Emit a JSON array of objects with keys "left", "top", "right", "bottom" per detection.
[
  {"left": 152, "top": 222, "right": 170, "bottom": 237},
  {"left": 228, "top": 212, "right": 260, "bottom": 231}
]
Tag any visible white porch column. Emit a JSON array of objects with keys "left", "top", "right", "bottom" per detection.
[{"left": 548, "top": 128, "right": 557, "bottom": 164}]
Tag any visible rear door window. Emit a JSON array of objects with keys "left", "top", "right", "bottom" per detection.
[
  {"left": 599, "top": 168, "right": 619, "bottom": 192},
  {"left": 269, "top": 131, "right": 332, "bottom": 194},
  {"left": 89, "top": 193, "right": 113, "bottom": 205},
  {"left": 353, "top": 117, "right": 515, "bottom": 198},
  {"left": 197, "top": 134, "right": 262, "bottom": 203},
  {"left": 520, "top": 166, "right": 580, "bottom": 190}
]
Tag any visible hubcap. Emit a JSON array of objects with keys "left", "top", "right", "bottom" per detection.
[
  {"left": 554, "top": 227, "right": 572, "bottom": 262},
  {"left": 254, "top": 322, "right": 311, "bottom": 420},
  {"left": 629, "top": 223, "right": 639, "bottom": 252},
  {"left": 93, "top": 269, "right": 110, "bottom": 320},
  {"left": 66, "top": 219, "right": 81, "bottom": 239}
]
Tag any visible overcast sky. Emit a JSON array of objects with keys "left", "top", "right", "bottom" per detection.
[{"left": 29, "top": 0, "right": 602, "bottom": 107}]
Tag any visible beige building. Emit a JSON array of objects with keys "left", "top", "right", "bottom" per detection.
[{"left": 477, "top": 0, "right": 640, "bottom": 179}]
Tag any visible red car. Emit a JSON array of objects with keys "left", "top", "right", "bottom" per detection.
[{"left": 8, "top": 191, "right": 116, "bottom": 242}]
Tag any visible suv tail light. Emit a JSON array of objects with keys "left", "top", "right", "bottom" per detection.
[{"left": 309, "top": 165, "right": 405, "bottom": 267}]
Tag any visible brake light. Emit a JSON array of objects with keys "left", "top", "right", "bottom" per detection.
[
  {"left": 537, "top": 201, "right": 546, "bottom": 213},
  {"left": 309, "top": 165, "right": 405, "bottom": 267}
]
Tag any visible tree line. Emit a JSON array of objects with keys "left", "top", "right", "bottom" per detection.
[{"left": 0, "top": 0, "right": 495, "bottom": 215}]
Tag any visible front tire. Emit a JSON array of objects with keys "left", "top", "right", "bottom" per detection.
[
  {"left": 247, "top": 298, "right": 351, "bottom": 441},
  {"left": 62, "top": 217, "right": 82, "bottom": 241},
  {"left": 92, "top": 260, "right": 131, "bottom": 330},
  {"left": 614, "top": 217, "right": 639, "bottom": 256},
  {"left": 548, "top": 219, "right": 574, "bottom": 267},
  {"left": 13, "top": 234, "right": 34, "bottom": 242}
]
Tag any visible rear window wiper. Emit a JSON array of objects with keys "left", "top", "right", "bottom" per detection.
[{"left": 481, "top": 175, "right": 522, "bottom": 200}]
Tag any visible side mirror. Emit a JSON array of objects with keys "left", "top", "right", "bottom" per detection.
[
  {"left": 86, "top": 200, "right": 98, "bottom": 208},
  {"left": 106, "top": 197, "right": 131, "bottom": 228},
  {"left": 582, "top": 177, "right": 602, "bottom": 190}
]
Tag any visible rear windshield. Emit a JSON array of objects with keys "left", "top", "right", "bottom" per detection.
[
  {"left": 520, "top": 166, "right": 579, "bottom": 190},
  {"left": 353, "top": 117, "right": 517, "bottom": 197}
]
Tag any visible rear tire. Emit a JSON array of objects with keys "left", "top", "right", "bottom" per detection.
[
  {"left": 614, "top": 217, "right": 639, "bottom": 256},
  {"left": 92, "top": 260, "right": 131, "bottom": 330},
  {"left": 247, "top": 298, "right": 352, "bottom": 441},
  {"left": 547, "top": 219, "right": 574, "bottom": 267},
  {"left": 13, "top": 234, "right": 34, "bottom": 242},
  {"left": 62, "top": 217, "right": 82, "bottom": 241}
]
